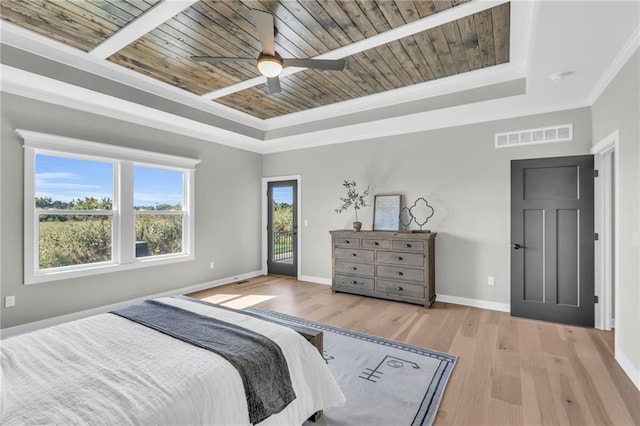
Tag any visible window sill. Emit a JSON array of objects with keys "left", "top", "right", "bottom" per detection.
[{"left": 24, "top": 253, "right": 194, "bottom": 285}]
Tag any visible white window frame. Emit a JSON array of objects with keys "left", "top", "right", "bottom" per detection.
[{"left": 18, "top": 129, "right": 200, "bottom": 285}]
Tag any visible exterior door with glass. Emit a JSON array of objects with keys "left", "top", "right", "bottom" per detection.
[{"left": 267, "top": 180, "right": 297, "bottom": 277}]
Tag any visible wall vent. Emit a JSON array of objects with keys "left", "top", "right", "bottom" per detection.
[{"left": 495, "top": 124, "right": 573, "bottom": 148}]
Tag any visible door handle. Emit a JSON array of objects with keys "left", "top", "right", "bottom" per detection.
[{"left": 512, "top": 243, "right": 524, "bottom": 250}]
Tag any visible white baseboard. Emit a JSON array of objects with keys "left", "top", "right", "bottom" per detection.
[
  {"left": 293, "top": 277, "right": 510, "bottom": 310},
  {"left": 299, "top": 275, "right": 331, "bottom": 285},
  {"left": 0, "top": 270, "right": 264, "bottom": 339},
  {"left": 616, "top": 348, "right": 640, "bottom": 391},
  {"left": 294, "top": 277, "right": 510, "bottom": 311},
  {"left": 436, "top": 293, "right": 511, "bottom": 313}
]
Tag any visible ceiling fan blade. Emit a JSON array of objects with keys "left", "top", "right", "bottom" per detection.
[
  {"left": 192, "top": 56, "right": 255, "bottom": 64},
  {"left": 282, "top": 58, "right": 346, "bottom": 71},
  {"left": 267, "top": 77, "right": 281, "bottom": 94},
  {"left": 252, "top": 9, "right": 276, "bottom": 56}
]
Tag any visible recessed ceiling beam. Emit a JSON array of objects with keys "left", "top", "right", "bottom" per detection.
[
  {"left": 90, "top": 0, "right": 198, "bottom": 59},
  {"left": 201, "top": 0, "right": 510, "bottom": 100}
]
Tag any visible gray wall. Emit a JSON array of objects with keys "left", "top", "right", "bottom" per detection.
[
  {"left": 591, "top": 49, "right": 640, "bottom": 375},
  {"left": 0, "top": 93, "right": 263, "bottom": 328},
  {"left": 263, "top": 108, "right": 593, "bottom": 304}
]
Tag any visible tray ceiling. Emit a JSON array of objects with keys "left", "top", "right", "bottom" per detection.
[{"left": 1, "top": 0, "right": 510, "bottom": 120}]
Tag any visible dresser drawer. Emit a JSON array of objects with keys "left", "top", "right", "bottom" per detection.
[
  {"left": 335, "top": 274, "right": 375, "bottom": 291},
  {"left": 336, "top": 261, "right": 375, "bottom": 277},
  {"left": 335, "top": 248, "right": 374, "bottom": 262},
  {"left": 391, "top": 240, "right": 424, "bottom": 251},
  {"left": 377, "top": 251, "right": 424, "bottom": 267},
  {"left": 377, "top": 280, "right": 425, "bottom": 298},
  {"left": 334, "top": 237, "right": 360, "bottom": 247},
  {"left": 361, "top": 238, "right": 390, "bottom": 249},
  {"left": 377, "top": 265, "right": 424, "bottom": 282}
]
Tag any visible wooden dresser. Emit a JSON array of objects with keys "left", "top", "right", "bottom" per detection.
[{"left": 329, "top": 230, "right": 437, "bottom": 307}]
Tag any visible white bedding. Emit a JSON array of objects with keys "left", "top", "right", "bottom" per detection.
[{"left": 0, "top": 297, "right": 345, "bottom": 425}]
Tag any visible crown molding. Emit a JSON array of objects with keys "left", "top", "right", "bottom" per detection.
[
  {"left": 263, "top": 63, "right": 525, "bottom": 131},
  {"left": 1, "top": 65, "right": 264, "bottom": 153},
  {"left": 260, "top": 99, "right": 591, "bottom": 154},
  {"left": 587, "top": 26, "right": 640, "bottom": 105},
  {"left": 2, "top": 62, "right": 590, "bottom": 156}
]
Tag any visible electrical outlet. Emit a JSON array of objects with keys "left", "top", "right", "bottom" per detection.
[
  {"left": 488, "top": 276, "right": 495, "bottom": 286},
  {"left": 632, "top": 232, "right": 640, "bottom": 247},
  {"left": 5, "top": 296, "right": 15, "bottom": 308},
  {"left": 304, "top": 219, "right": 309, "bottom": 227},
  {"left": 209, "top": 262, "right": 215, "bottom": 270}
]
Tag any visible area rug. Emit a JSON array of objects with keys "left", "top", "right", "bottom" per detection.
[{"left": 245, "top": 307, "right": 457, "bottom": 426}]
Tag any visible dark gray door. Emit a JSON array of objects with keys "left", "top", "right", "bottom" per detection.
[
  {"left": 267, "top": 180, "right": 297, "bottom": 277},
  {"left": 511, "top": 155, "right": 594, "bottom": 326}
]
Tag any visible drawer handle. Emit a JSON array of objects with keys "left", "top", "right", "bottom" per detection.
[
  {"left": 395, "top": 271, "right": 404, "bottom": 276},
  {"left": 351, "top": 280, "right": 358, "bottom": 285},
  {"left": 397, "top": 256, "right": 403, "bottom": 261},
  {"left": 345, "top": 240, "right": 350, "bottom": 244},
  {"left": 396, "top": 286, "right": 404, "bottom": 291},
  {"left": 352, "top": 253, "right": 357, "bottom": 257},
  {"left": 374, "top": 241, "right": 379, "bottom": 246},
  {"left": 351, "top": 266, "right": 357, "bottom": 271},
  {"left": 404, "top": 243, "right": 412, "bottom": 248}
]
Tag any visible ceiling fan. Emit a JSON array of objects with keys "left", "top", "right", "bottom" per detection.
[{"left": 191, "top": 9, "right": 346, "bottom": 94}]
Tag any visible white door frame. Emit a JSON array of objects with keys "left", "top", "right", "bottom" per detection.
[
  {"left": 262, "top": 175, "right": 302, "bottom": 278},
  {"left": 592, "top": 129, "right": 619, "bottom": 333}
]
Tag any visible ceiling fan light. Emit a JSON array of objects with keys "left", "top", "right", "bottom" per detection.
[{"left": 257, "top": 55, "right": 283, "bottom": 77}]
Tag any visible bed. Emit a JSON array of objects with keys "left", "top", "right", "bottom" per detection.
[{"left": 0, "top": 296, "right": 345, "bottom": 425}]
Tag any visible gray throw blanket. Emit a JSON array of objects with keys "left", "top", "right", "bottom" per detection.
[{"left": 111, "top": 300, "right": 296, "bottom": 424}]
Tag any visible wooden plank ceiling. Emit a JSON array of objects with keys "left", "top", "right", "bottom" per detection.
[
  {"left": 1, "top": 0, "right": 510, "bottom": 120},
  {"left": 0, "top": 0, "right": 159, "bottom": 51}
]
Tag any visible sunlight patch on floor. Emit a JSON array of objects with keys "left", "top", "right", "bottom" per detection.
[
  {"left": 222, "top": 295, "right": 276, "bottom": 309},
  {"left": 201, "top": 294, "right": 242, "bottom": 304}
]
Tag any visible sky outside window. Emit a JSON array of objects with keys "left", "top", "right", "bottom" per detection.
[
  {"left": 273, "top": 186, "right": 293, "bottom": 204},
  {"left": 134, "top": 166, "right": 183, "bottom": 208},
  {"left": 35, "top": 154, "right": 183, "bottom": 208},
  {"left": 35, "top": 154, "right": 113, "bottom": 204}
]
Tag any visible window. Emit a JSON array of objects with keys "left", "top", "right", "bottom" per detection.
[
  {"left": 19, "top": 129, "right": 199, "bottom": 284},
  {"left": 36, "top": 153, "right": 115, "bottom": 269},
  {"left": 134, "top": 166, "right": 184, "bottom": 258}
]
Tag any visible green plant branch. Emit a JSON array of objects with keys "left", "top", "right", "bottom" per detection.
[{"left": 335, "top": 180, "right": 370, "bottom": 221}]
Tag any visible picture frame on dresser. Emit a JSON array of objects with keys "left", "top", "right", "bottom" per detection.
[{"left": 373, "top": 194, "right": 401, "bottom": 231}]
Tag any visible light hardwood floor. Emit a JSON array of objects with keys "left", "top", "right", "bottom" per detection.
[{"left": 189, "top": 275, "right": 640, "bottom": 426}]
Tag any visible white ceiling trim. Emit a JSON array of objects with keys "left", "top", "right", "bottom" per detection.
[
  {"left": 202, "top": 0, "right": 510, "bottom": 100},
  {"left": 89, "top": 0, "right": 199, "bottom": 59},
  {"left": 0, "top": 21, "right": 266, "bottom": 130},
  {"left": 260, "top": 98, "right": 592, "bottom": 154},
  {"left": 510, "top": 0, "right": 537, "bottom": 70},
  {"left": 263, "top": 62, "right": 524, "bottom": 130},
  {"left": 587, "top": 26, "right": 640, "bottom": 105},
  {"left": 1, "top": 65, "right": 264, "bottom": 153},
  {"left": 0, "top": 63, "right": 593, "bottom": 156}
]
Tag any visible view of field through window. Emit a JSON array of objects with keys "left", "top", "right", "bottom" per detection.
[
  {"left": 36, "top": 154, "right": 184, "bottom": 269},
  {"left": 272, "top": 187, "right": 294, "bottom": 260}
]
